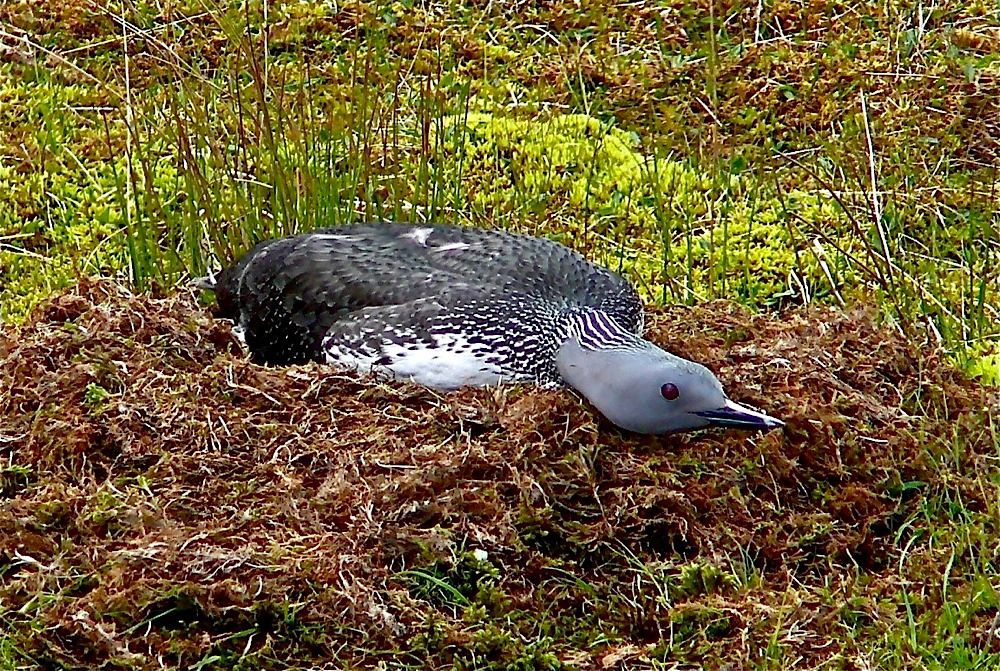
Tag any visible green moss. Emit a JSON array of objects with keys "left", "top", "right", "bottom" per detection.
[
  {"left": 399, "top": 549, "right": 573, "bottom": 670},
  {"left": 458, "top": 626, "right": 563, "bottom": 671},
  {"left": 82, "top": 382, "right": 110, "bottom": 411},
  {"left": 965, "top": 344, "right": 1000, "bottom": 385},
  {"left": 403, "top": 548, "right": 502, "bottom": 612},
  {"left": 0, "top": 67, "right": 133, "bottom": 322},
  {"left": 442, "top": 111, "right": 708, "bottom": 238},
  {"left": 681, "top": 190, "right": 858, "bottom": 304},
  {"left": 438, "top": 111, "right": 997, "bottom": 342},
  {"left": 676, "top": 561, "right": 737, "bottom": 598},
  {"left": 440, "top": 112, "right": 855, "bottom": 305}
]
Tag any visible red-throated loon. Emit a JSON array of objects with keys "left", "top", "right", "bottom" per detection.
[{"left": 196, "top": 222, "right": 784, "bottom": 434}]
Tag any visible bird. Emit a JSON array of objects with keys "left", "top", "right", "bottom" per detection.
[{"left": 195, "top": 222, "right": 784, "bottom": 435}]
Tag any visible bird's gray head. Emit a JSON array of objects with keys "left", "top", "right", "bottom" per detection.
[{"left": 555, "top": 332, "right": 784, "bottom": 435}]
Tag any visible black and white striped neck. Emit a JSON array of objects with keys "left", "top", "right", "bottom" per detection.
[{"left": 563, "top": 307, "right": 650, "bottom": 353}]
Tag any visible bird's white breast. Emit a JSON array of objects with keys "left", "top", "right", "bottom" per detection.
[{"left": 322, "top": 333, "right": 508, "bottom": 390}]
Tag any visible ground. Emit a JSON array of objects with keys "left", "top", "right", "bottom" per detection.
[
  {"left": 2, "top": 281, "right": 997, "bottom": 669},
  {"left": 1, "top": 0, "right": 999, "bottom": 669}
]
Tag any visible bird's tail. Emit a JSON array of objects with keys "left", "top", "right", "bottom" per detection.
[{"left": 191, "top": 272, "right": 218, "bottom": 291}]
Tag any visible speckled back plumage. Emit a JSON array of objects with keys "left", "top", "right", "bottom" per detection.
[{"left": 208, "top": 222, "right": 645, "bottom": 386}]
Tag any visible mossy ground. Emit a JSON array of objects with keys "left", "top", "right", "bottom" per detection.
[
  {"left": 3, "top": 281, "right": 997, "bottom": 669},
  {"left": 1, "top": 0, "right": 999, "bottom": 668}
]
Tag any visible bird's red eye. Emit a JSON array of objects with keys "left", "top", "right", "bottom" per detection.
[{"left": 660, "top": 383, "right": 680, "bottom": 401}]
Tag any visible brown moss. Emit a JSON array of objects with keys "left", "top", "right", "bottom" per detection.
[{"left": 0, "top": 279, "right": 993, "bottom": 669}]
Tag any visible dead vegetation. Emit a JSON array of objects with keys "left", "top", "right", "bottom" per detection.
[{"left": 1, "top": 280, "right": 994, "bottom": 669}]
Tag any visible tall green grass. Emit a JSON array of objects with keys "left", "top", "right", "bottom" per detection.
[
  {"left": 107, "top": 0, "right": 472, "bottom": 292},
  {"left": 96, "top": 0, "right": 998, "bottom": 381}
]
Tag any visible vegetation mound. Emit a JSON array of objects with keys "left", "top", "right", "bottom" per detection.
[{"left": 1, "top": 281, "right": 995, "bottom": 669}]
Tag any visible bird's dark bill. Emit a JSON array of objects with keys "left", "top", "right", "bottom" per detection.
[{"left": 694, "top": 399, "right": 784, "bottom": 431}]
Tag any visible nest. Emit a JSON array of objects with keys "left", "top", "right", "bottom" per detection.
[{"left": 1, "top": 279, "right": 992, "bottom": 669}]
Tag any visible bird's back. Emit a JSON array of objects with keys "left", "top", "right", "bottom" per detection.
[{"left": 209, "top": 222, "right": 643, "bottom": 366}]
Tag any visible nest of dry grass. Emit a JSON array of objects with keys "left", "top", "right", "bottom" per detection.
[{"left": 1, "top": 279, "right": 992, "bottom": 669}]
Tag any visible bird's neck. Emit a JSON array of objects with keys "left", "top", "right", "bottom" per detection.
[
  {"left": 554, "top": 309, "right": 655, "bottom": 403},
  {"left": 561, "top": 308, "right": 648, "bottom": 352}
]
